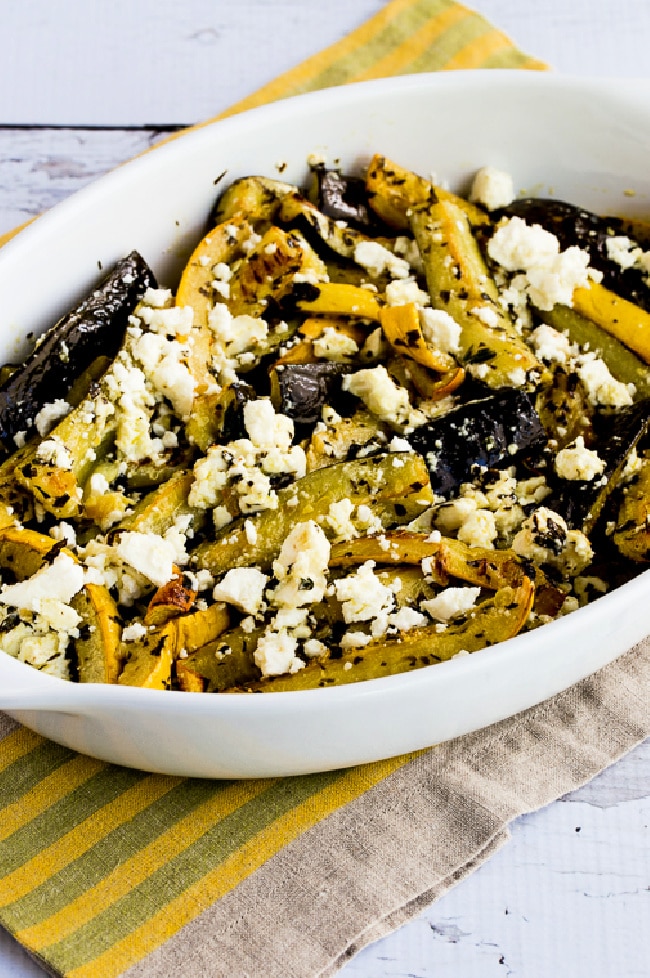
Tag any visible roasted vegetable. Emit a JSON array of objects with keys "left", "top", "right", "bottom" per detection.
[
  {"left": 294, "top": 282, "right": 382, "bottom": 320},
  {"left": 185, "top": 382, "right": 256, "bottom": 453},
  {"left": 195, "top": 453, "right": 433, "bottom": 576},
  {"left": 548, "top": 399, "right": 650, "bottom": 533},
  {"left": 495, "top": 197, "right": 650, "bottom": 311},
  {"left": 72, "top": 584, "right": 123, "bottom": 684},
  {"left": 406, "top": 390, "right": 546, "bottom": 498},
  {"left": 176, "top": 626, "right": 262, "bottom": 693},
  {"left": 539, "top": 305, "right": 650, "bottom": 400},
  {"left": 2, "top": 155, "right": 649, "bottom": 696},
  {"left": 571, "top": 281, "right": 650, "bottom": 365},
  {"left": 310, "top": 166, "right": 381, "bottom": 231},
  {"left": 380, "top": 303, "right": 456, "bottom": 373},
  {"left": 228, "top": 226, "right": 327, "bottom": 319},
  {"left": 269, "top": 361, "right": 349, "bottom": 425},
  {"left": 118, "top": 602, "right": 230, "bottom": 689},
  {"left": 614, "top": 452, "right": 650, "bottom": 561},
  {"left": 238, "top": 582, "right": 534, "bottom": 692},
  {"left": 365, "top": 154, "right": 489, "bottom": 231},
  {"left": 0, "top": 252, "right": 155, "bottom": 453},
  {"left": 409, "top": 197, "right": 543, "bottom": 388}
]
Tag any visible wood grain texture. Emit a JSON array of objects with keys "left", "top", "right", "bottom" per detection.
[{"left": 1, "top": 0, "right": 650, "bottom": 125}]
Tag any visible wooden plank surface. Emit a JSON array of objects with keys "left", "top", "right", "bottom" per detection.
[{"left": 0, "top": 1, "right": 648, "bottom": 976}]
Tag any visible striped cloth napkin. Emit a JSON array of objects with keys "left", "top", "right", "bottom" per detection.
[{"left": 0, "top": 2, "right": 647, "bottom": 977}]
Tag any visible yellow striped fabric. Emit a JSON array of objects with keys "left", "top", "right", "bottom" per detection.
[{"left": 0, "top": 2, "right": 545, "bottom": 975}]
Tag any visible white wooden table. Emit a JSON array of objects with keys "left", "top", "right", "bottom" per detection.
[{"left": 0, "top": 2, "right": 648, "bottom": 976}]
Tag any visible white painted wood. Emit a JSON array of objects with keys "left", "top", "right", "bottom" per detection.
[
  {"left": 0, "top": 1, "right": 648, "bottom": 975},
  {"left": 0, "top": 1, "right": 649, "bottom": 126}
]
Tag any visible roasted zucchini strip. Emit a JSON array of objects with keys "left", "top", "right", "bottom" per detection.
[
  {"left": 14, "top": 390, "right": 117, "bottom": 519},
  {"left": 176, "top": 626, "right": 262, "bottom": 693},
  {"left": 195, "top": 453, "right": 433, "bottom": 576},
  {"left": 613, "top": 453, "right": 650, "bottom": 561},
  {"left": 117, "top": 624, "right": 176, "bottom": 689},
  {"left": 113, "top": 469, "right": 197, "bottom": 537},
  {"left": 0, "top": 525, "right": 73, "bottom": 578},
  {"left": 175, "top": 215, "right": 254, "bottom": 392},
  {"left": 365, "top": 154, "right": 489, "bottom": 231},
  {"left": 237, "top": 582, "right": 534, "bottom": 692},
  {"left": 380, "top": 303, "right": 456, "bottom": 373},
  {"left": 409, "top": 197, "right": 542, "bottom": 388},
  {"left": 295, "top": 282, "right": 382, "bottom": 320},
  {"left": 572, "top": 280, "right": 650, "bottom": 365},
  {"left": 72, "top": 584, "right": 123, "bottom": 684},
  {"left": 227, "top": 226, "right": 327, "bottom": 319},
  {"left": 330, "top": 531, "right": 536, "bottom": 590},
  {"left": 539, "top": 304, "right": 650, "bottom": 399},
  {"left": 118, "top": 601, "right": 230, "bottom": 689},
  {"left": 212, "top": 175, "right": 295, "bottom": 226},
  {"left": 144, "top": 572, "right": 197, "bottom": 627}
]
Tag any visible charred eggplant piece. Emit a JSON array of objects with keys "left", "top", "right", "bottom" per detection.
[
  {"left": 406, "top": 389, "right": 546, "bottom": 498},
  {"left": 546, "top": 399, "right": 650, "bottom": 533},
  {"left": 0, "top": 251, "right": 156, "bottom": 452},
  {"left": 269, "top": 362, "right": 350, "bottom": 426},
  {"left": 310, "top": 166, "right": 381, "bottom": 232},
  {"left": 493, "top": 198, "right": 650, "bottom": 311}
]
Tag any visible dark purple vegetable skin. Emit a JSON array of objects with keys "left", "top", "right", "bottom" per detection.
[
  {"left": 270, "top": 362, "right": 350, "bottom": 426},
  {"left": 406, "top": 389, "right": 546, "bottom": 498},
  {"left": 546, "top": 399, "right": 650, "bottom": 533},
  {"left": 491, "top": 198, "right": 650, "bottom": 311},
  {"left": 0, "top": 251, "right": 156, "bottom": 452},
  {"left": 309, "top": 167, "right": 382, "bottom": 232}
]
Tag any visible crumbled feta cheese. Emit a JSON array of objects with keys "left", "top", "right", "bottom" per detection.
[
  {"left": 333, "top": 561, "right": 394, "bottom": 624},
  {"left": 469, "top": 166, "right": 515, "bottom": 211},
  {"left": 354, "top": 240, "right": 410, "bottom": 280},
  {"left": 114, "top": 532, "right": 177, "bottom": 587},
  {"left": 208, "top": 304, "right": 268, "bottom": 357},
  {"left": 470, "top": 304, "right": 500, "bottom": 329},
  {"left": 555, "top": 436, "right": 606, "bottom": 481},
  {"left": 512, "top": 507, "right": 568, "bottom": 563},
  {"left": 387, "top": 606, "right": 427, "bottom": 632},
  {"left": 605, "top": 235, "right": 645, "bottom": 270},
  {"left": 325, "top": 498, "right": 358, "bottom": 542},
  {"left": 421, "top": 586, "right": 481, "bottom": 622},
  {"left": 213, "top": 567, "right": 268, "bottom": 616},
  {"left": 488, "top": 216, "right": 597, "bottom": 311},
  {"left": 122, "top": 622, "right": 148, "bottom": 642},
  {"left": 0, "top": 552, "right": 84, "bottom": 610},
  {"left": 303, "top": 638, "right": 328, "bottom": 658},
  {"left": 312, "top": 328, "right": 359, "bottom": 361},
  {"left": 270, "top": 521, "right": 330, "bottom": 609},
  {"left": 340, "top": 630, "right": 372, "bottom": 648},
  {"left": 34, "top": 399, "right": 71, "bottom": 437},
  {"left": 385, "top": 277, "right": 430, "bottom": 307},
  {"left": 142, "top": 287, "right": 173, "bottom": 309},
  {"left": 419, "top": 308, "right": 462, "bottom": 354},
  {"left": 529, "top": 324, "right": 575, "bottom": 364},
  {"left": 254, "top": 628, "right": 305, "bottom": 677},
  {"left": 49, "top": 521, "right": 77, "bottom": 546},
  {"left": 456, "top": 509, "right": 497, "bottom": 549},
  {"left": 243, "top": 399, "right": 293, "bottom": 452},
  {"left": 138, "top": 302, "right": 194, "bottom": 336},
  {"left": 89, "top": 472, "right": 110, "bottom": 496},
  {"left": 35, "top": 436, "right": 73, "bottom": 470},
  {"left": 343, "top": 366, "right": 411, "bottom": 425},
  {"left": 576, "top": 353, "right": 634, "bottom": 407}
]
